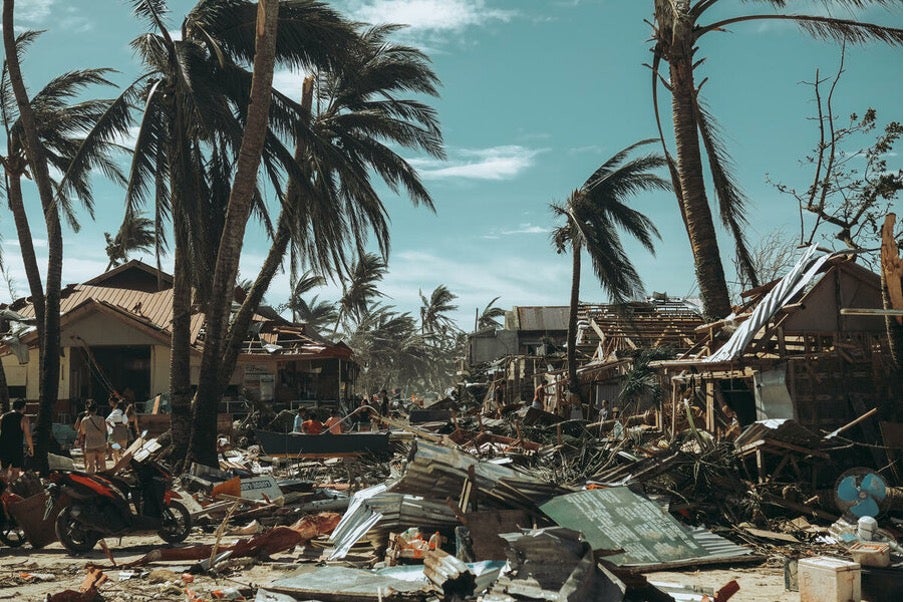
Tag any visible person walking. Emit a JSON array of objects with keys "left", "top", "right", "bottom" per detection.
[
  {"left": 106, "top": 396, "right": 129, "bottom": 462},
  {"left": 0, "top": 399, "right": 34, "bottom": 470},
  {"left": 78, "top": 401, "right": 107, "bottom": 473},
  {"left": 124, "top": 403, "right": 141, "bottom": 442}
]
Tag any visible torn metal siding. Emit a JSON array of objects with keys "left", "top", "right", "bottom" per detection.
[
  {"left": 390, "top": 441, "right": 568, "bottom": 509},
  {"left": 509, "top": 306, "right": 570, "bottom": 333},
  {"left": 540, "top": 487, "right": 750, "bottom": 569}
]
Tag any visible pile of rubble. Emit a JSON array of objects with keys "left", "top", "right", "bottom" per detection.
[{"left": 0, "top": 399, "right": 901, "bottom": 602}]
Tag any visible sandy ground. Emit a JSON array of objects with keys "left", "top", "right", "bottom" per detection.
[{"left": 0, "top": 531, "right": 802, "bottom": 602}]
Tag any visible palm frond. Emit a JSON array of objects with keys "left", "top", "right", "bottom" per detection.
[
  {"left": 700, "top": 13, "right": 901, "bottom": 46},
  {"left": 693, "top": 99, "right": 759, "bottom": 287}
]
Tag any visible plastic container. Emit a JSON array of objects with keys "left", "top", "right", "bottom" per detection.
[
  {"left": 849, "top": 542, "right": 891, "bottom": 568},
  {"left": 798, "top": 556, "right": 861, "bottom": 602},
  {"left": 857, "top": 516, "right": 878, "bottom": 541}
]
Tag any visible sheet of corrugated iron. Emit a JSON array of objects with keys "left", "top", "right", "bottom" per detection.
[{"left": 390, "top": 441, "right": 568, "bottom": 509}]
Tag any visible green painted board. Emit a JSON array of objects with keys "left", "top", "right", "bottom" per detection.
[{"left": 539, "top": 487, "right": 709, "bottom": 566}]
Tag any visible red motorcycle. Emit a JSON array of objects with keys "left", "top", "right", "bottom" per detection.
[{"left": 46, "top": 458, "right": 191, "bottom": 554}]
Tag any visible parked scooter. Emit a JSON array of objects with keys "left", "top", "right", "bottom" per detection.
[{"left": 46, "top": 456, "right": 191, "bottom": 554}]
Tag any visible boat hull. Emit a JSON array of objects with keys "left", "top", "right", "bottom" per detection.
[{"left": 253, "top": 430, "right": 391, "bottom": 458}]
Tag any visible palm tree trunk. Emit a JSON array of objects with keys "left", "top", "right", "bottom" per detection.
[
  {"left": 3, "top": 0, "right": 63, "bottom": 474},
  {"left": 667, "top": 12, "right": 732, "bottom": 320},
  {"left": 6, "top": 170, "right": 46, "bottom": 334},
  {"left": 169, "top": 217, "right": 193, "bottom": 467},
  {"left": 191, "top": 0, "right": 280, "bottom": 467},
  {"left": 215, "top": 76, "right": 314, "bottom": 398},
  {"left": 217, "top": 219, "right": 291, "bottom": 396},
  {"left": 566, "top": 236, "right": 581, "bottom": 396}
]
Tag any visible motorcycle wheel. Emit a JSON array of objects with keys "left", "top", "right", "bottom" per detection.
[
  {"left": 0, "top": 524, "right": 26, "bottom": 547},
  {"left": 158, "top": 501, "right": 191, "bottom": 544},
  {"left": 55, "top": 506, "right": 99, "bottom": 555}
]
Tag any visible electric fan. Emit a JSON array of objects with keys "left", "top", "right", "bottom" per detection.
[{"left": 834, "top": 468, "right": 888, "bottom": 519}]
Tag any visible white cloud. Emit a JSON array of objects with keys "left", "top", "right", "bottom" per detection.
[
  {"left": 342, "top": 0, "right": 514, "bottom": 33},
  {"left": 379, "top": 249, "right": 570, "bottom": 326},
  {"left": 484, "top": 223, "right": 548, "bottom": 238},
  {"left": 271, "top": 68, "right": 312, "bottom": 100},
  {"left": 3, "top": 237, "right": 47, "bottom": 249},
  {"left": 16, "top": 0, "right": 55, "bottom": 23},
  {"left": 414, "top": 145, "right": 543, "bottom": 180}
]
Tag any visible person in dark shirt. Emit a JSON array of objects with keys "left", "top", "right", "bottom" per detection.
[{"left": 0, "top": 399, "right": 34, "bottom": 470}]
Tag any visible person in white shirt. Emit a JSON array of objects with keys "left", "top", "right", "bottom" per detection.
[{"left": 106, "top": 395, "right": 129, "bottom": 462}]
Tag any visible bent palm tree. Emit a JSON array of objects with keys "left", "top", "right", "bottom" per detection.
[
  {"left": 477, "top": 296, "right": 506, "bottom": 331},
  {"left": 110, "top": 0, "right": 358, "bottom": 465},
  {"left": 420, "top": 285, "right": 458, "bottom": 336},
  {"left": 1, "top": 22, "right": 126, "bottom": 472},
  {"left": 650, "top": 0, "right": 902, "bottom": 319},
  {"left": 337, "top": 253, "right": 389, "bottom": 332},
  {"left": 551, "top": 139, "right": 669, "bottom": 398},
  {"left": 104, "top": 213, "right": 157, "bottom": 269}
]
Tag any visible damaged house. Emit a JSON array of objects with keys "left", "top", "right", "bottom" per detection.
[
  {"left": 0, "top": 260, "right": 357, "bottom": 424},
  {"left": 655, "top": 249, "right": 902, "bottom": 481},
  {"left": 469, "top": 306, "right": 570, "bottom": 405},
  {"left": 469, "top": 300, "right": 704, "bottom": 416}
]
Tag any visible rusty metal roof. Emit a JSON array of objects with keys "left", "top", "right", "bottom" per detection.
[
  {"left": 8, "top": 264, "right": 351, "bottom": 359},
  {"left": 508, "top": 306, "right": 570, "bottom": 332}
]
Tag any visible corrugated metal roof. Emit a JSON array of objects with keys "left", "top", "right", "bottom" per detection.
[
  {"left": 9, "top": 265, "right": 350, "bottom": 359},
  {"left": 510, "top": 306, "right": 570, "bottom": 332}
]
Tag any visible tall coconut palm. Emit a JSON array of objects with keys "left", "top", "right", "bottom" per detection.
[
  {"left": 345, "top": 304, "right": 430, "bottom": 393},
  {"left": 337, "top": 252, "right": 388, "bottom": 332},
  {"left": 293, "top": 296, "right": 339, "bottom": 337},
  {"left": 551, "top": 139, "right": 669, "bottom": 397},
  {"left": 419, "top": 285, "right": 458, "bottom": 336},
  {"left": 650, "top": 0, "right": 902, "bottom": 319},
  {"left": 477, "top": 296, "right": 506, "bottom": 331},
  {"left": 104, "top": 213, "right": 157, "bottom": 270},
  {"left": 1, "top": 19, "right": 127, "bottom": 472},
  {"left": 108, "top": 0, "right": 359, "bottom": 465},
  {"left": 214, "top": 24, "right": 443, "bottom": 424},
  {"left": 281, "top": 270, "right": 323, "bottom": 320}
]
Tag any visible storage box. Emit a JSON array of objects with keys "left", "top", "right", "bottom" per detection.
[
  {"left": 799, "top": 556, "right": 861, "bottom": 602},
  {"left": 849, "top": 541, "right": 891, "bottom": 567}
]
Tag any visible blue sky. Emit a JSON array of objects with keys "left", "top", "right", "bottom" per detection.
[{"left": 1, "top": 0, "right": 901, "bottom": 330}]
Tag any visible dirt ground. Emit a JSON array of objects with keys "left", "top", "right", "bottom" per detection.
[{"left": 0, "top": 531, "right": 801, "bottom": 602}]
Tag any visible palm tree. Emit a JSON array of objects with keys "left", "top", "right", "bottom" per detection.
[
  {"left": 477, "top": 296, "right": 506, "bottom": 331},
  {"left": 293, "top": 296, "right": 339, "bottom": 337},
  {"left": 202, "top": 24, "right": 442, "bottom": 463},
  {"left": 551, "top": 139, "right": 669, "bottom": 398},
  {"left": 345, "top": 305, "right": 430, "bottom": 393},
  {"left": 649, "top": 1, "right": 902, "bottom": 319},
  {"left": 104, "top": 213, "right": 157, "bottom": 270},
  {"left": 1, "top": 20, "right": 126, "bottom": 471},
  {"left": 282, "top": 270, "right": 327, "bottom": 321},
  {"left": 109, "top": 0, "right": 359, "bottom": 465},
  {"left": 420, "top": 285, "right": 459, "bottom": 336},
  {"left": 337, "top": 253, "right": 389, "bottom": 332}
]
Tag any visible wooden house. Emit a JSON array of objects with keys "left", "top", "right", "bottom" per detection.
[{"left": 0, "top": 261, "right": 357, "bottom": 422}]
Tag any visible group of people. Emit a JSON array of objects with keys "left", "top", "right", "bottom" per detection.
[
  {"left": 73, "top": 394, "right": 140, "bottom": 473},
  {"left": 293, "top": 408, "right": 344, "bottom": 435},
  {"left": 0, "top": 393, "right": 142, "bottom": 474}
]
